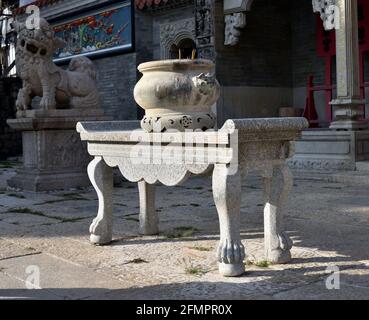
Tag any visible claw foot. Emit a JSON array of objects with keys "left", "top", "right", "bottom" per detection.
[
  {"left": 89, "top": 217, "right": 112, "bottom": 245},
  {"left": 267, "top": 232, "right": 293, "bottom": 264},
  {"left": 40, "top": 95, "right": 56, "bottom": 110},
  {"left": 217, "top": 239, "right": 245, "bottom": 276},
  {"left": 16, "top": 92, "right": 30, "bottom": 111}
]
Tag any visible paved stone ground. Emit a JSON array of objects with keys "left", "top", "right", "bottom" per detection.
[{"left": 0, "top": 160, "right": 369, "bottom": 300}]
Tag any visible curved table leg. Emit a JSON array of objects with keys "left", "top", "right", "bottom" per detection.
[
  {"left": 213, "top": 164, "right": 245, "bottom": 277},
  {"left": 262, "top": 165, "right": 293, "bottom": 264},
  {"left": 88, "top": 157, "right": 113, "bottom": 245},
  {"left": 138, "top": 181, "right": 159, "bottom": 235}
]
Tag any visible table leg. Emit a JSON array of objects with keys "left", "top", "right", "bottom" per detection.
[
  {"left": 138, "top": 181, "right": 159, "bottom": 235},
  {"left": 213, "top": 164, "right": 245, "bottom": 277},
  {"left": 88, "top": 157, "right": 113, "bottom": 245},
  {"left": 262, "top": 165, "right": 293, "bottom": 264}
]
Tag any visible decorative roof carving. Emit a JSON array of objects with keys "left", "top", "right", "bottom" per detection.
[
  {"left": 223, "top": 0, "right": 250, "bottom": 46},
  {"left": 312, "top": 0, "right": 338, "bottom": 30}
]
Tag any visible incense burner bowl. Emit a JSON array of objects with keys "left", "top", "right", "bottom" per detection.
[{"left": 134, "top": 59, "right": 220, "bottom": 132}]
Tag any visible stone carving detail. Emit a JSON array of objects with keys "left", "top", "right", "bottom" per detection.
[
  {"left": 224, "top": 12, "right": 246, "bottom": 46},
  {"left": 13, "top": 18, "right": 100, "bottom": 111},
  {"left": 47, "top": 131, "right": 91, "bottom": 168},
  {"left": 312, "top": 0, "right": 338, "bottom": 30},
  {"left": 141, "top": 113, "right": 216, "bottom": 133},
  {"left": 213, "top": 164, "right": 245, "bottom": 277},
  {"left": 78, "top": 117, "right": 308, "bottom": 276},
  {"left": 134, "top": 59, "right": 220, "bottom": 132},
  {"left": 287, "top": 158, "right": 354, "bottom": 171},
  {"left": 88, "top": 157, "right": 113, "bottom": 245},
  {"left": 103, "top": 156, "right": 211, "bottom": 186},
  {"left": 195, "top": 0, "right": 215, "bottom": 60},
  {"left": 160, "top": 18, "right": 196, "bottom": 59},
  {"left": 138, "top": 181, "right": 158, "bottom": 235},
  {"left": 262, "top": 165, "right": 293, "bottom": 264}
]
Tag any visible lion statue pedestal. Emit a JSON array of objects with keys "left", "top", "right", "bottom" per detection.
[
  {"left": 6, "top": 19, "right": 110, "bottom": 191},
  {"left": 7, "top": 109, "right": 110, "bottom": 191}
]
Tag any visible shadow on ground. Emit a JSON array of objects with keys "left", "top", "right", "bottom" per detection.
[{"left": 1, "top": 266, "right": 369, "bottom": 300}]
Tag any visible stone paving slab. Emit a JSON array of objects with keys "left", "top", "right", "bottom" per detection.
[
  {"left": 273, "top": 280, "right": 369, "bottom": 300},
  {"left": 0, "top": 239, "right": 41, "bottom": 261},
  {"left": 0, "top": 213, "right": 61, "bottom": 227},
  {"left": 0, "top": 249, "right": 127, "bottom": 300},
  {"left": 0, "top": 273, "right": 63, "bottom": 300},
  {"left": 1, "top": 165, "right": 369, "bottom": 299}
]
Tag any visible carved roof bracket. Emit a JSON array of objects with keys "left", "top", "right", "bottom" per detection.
[
  {"left": 312, "top": 0, "right": 338, "bottom": 31},
  {"left": 224, "top": 0, "right": 252, "bottom": 46}
]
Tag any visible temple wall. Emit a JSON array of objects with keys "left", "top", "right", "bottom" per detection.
[
  {"left": 214, "top": 0, "right": 293, "bottom": 124},
  {"left": 290, "top": 0, "right": 331, "bottom": 124},
  {"left": 10, "top": 0, "right": 344, "bottom": 126},
  {"left": 152, "top": 6, "right": 195, "bottom": 60},
  {"left": 212, "top": 0, "right": 344, "bottom": 125}
]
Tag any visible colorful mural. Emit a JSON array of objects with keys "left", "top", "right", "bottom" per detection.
[{"left": 53, "top": 1, "right": 133, "bottom": 62}]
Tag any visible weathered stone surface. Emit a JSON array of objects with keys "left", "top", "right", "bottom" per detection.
[
  {"left": 0, "top": 251, "right": 124, "bottom": 300},
  {"left": 273, "top": 280, "right": 369, "bottom": 300},
  {"left": 88, "top": 157, "right": 114, "bottom": 245},
  {"left": 2, "top": 161, "right": 369, "bottom": 299},
  {"left": 134, "top": 59, "right": 220, "bottom": 132},
  {"left": 0, "top": 273, "right": 64, "bottom": 300},
  {"left": 6, "top": 129, "right": 90, "bottom": 191},
  {"left": 5, "top": 16, "right": 113, "bottom": 192},
  {"left": 290, "top": 129, "right": 369, "bottom": 172},
  {"left": 0, "top": 239, "right": 41, "bottom": 261},
  {"left": 78, "top": 118, "right": 308, "bottom": 276},
  {"left": 14, "top": 18, "right": 100, "bottom": 111},
  {"left": 6, "top": 109, "right": 110, "bottom": 192},
  {"left": 138, "top": 181, "right": 159, "bottom": 235}
]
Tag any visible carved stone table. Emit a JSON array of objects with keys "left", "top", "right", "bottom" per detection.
[{"left": 77, "top": 118, "right": 308, "bottom": 277}]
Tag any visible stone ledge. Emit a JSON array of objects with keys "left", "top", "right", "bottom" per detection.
[
  {"left": 7, "top": 169, "right": 91, "bottom": 192},
  {"left": 7, "top": 114, "right": 111, "bottom": 131},
  {"left": 16, "top": 108, "right": 105, "bottom": 119}
]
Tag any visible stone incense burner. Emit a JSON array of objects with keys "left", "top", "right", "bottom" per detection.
[{"left": 134, "top": 59, "right": 220, "bottom": 132}]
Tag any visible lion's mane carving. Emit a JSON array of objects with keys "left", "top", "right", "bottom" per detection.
[{"left": 14, "top": 18, "right": 100, "bottom": 110}]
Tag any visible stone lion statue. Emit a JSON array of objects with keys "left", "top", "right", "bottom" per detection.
[{"left": 13, "top": 18, "right": 100, "bottom": 111}]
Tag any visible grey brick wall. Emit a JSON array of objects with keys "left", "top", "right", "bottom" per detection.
[
  {"left": 152, "top": 6, "right": 195, "bottom": 60},
  {"left": 93, "top": 9, "right": 154, "bottom": 120},
  {"left": 94, "top": 53, "right": 138, "bottom": 120},
  {"left": 214, "top": 0, "right": 292, "bottom": 88},
  {"left": 291, "top": 0, "right": 327, "bottom": 88},
  {"left": 213, "top": 0, "right": 330, "bottom": 89},
  {"left": 10, "top": 0, "right": 339, "bottom": 125}
]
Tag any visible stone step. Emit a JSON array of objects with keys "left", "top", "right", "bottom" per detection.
[
  {"left": 356, "top": 161, "right": 369, "bottom": 172},
  {"left": 294, "top": 161, "right": 369, "bottom": 186},
  {"left": 293, "top": 169, "right": 369, "bottom": 186}
]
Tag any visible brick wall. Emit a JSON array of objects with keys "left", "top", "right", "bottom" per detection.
[
  {"left": 152, "top": 6, "right": 195, "bottom": 60},
  {"left": 214, "top": 0, "right": 292, "bottom": 88},
  {"left": 212, "top": 0, "right": 338, "bottom": 123},
  {"left": 213, "top": 0, "right": 327, "bottom": 88},
  {"left": 291, "top": 0, "right": 327, "bottom": 88},
  {"left": 94, "top": 53, "right": 137, "bottom": 120},
  {"left": 92, "top": 9, "right": 154, "bottom": 120}
]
